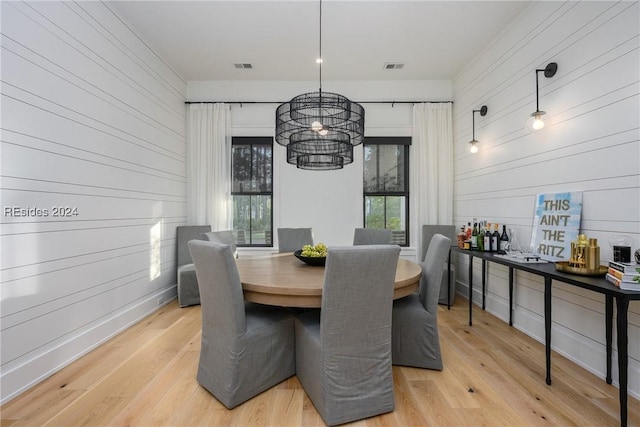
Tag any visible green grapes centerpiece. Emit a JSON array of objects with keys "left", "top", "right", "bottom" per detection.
[{"left": 301, "top": 243, "right": 328, "bottom": 258}]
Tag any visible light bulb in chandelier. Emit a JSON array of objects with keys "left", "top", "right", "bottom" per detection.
[
  {"left": 311, "top": 121, "right": 323, "bottom": 132},
  {"left": 311, "top": 121, "right": 329, "bottom": 135}
]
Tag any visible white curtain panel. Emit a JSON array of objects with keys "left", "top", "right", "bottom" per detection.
[
  {"left": 411, "top": 103, "right": 453, "bottom": 255},
  {"left": 187, "top": 103, "right": 232, "bottom": 230}
]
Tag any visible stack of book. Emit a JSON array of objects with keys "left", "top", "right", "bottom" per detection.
[{"left": 605, "top": 260, "right": 640, "bottom": 291}]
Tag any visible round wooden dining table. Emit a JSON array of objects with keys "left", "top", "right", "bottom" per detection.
[{"left": 235, "top": 252, "right": 422, "bottom": 308}]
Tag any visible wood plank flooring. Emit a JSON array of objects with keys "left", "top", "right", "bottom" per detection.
[{"left": 2, "top": 297, "right": 638, "bottom": 426}]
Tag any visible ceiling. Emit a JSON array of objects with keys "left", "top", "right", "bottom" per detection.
[{"left": 106, "top": 0, "right": 531, "bottom": 82}]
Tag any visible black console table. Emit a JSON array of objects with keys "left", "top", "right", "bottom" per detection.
[{"left": 449, "top": 247, "right": 640, "bottom": 427}]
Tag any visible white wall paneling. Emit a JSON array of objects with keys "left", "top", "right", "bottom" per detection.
[
  {"left": 452, "top": 1, "right": 639, "bottom": 398},
  {"left": 0, "top": 1, "right": 187, "bottom": 402}
]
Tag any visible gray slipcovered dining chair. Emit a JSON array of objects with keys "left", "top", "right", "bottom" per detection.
[
  {"left": 391, "top": 233, "right": 451, "bottom": 369},
  {"left": 352, "top": 227, "right": 392, "bottom": 245},
  {"left": 202, "top": 230, "right": 237, "bottom": 258},
  {"left": 295, "top": 245, "right": 400, "bottom": 426},
  {"left": 176, "top": 225, "right": 210, "bottom": 307},
  {"left": 188, "top": 240, "right": 296, "bottom": 409},
  {"left": 277, "top": 227, "right": 314, "bottom": 253},
  {"left": 422, "top": 225, "right": 457, "bottom": 305}
]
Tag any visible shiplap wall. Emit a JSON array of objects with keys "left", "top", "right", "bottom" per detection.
[
  {"left": 452, "top": 1, "right": 640, "bottom": 398},
  {"left": 0, "top": 1, "right": 187, "bottom": 402}
]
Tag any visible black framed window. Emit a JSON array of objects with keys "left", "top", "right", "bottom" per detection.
[
  {"left": 231, "top": 137, "right": 273, "bottom": 246},
  {"left": 363, "top": 137, "right": 410, "bottom": 246}
]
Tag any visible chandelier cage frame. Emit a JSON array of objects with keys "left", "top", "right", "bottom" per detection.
[
  {"left": 275, "top": 92, "right": 365, "bottom": 147},
  {"left": 274, "top": 0, "right": 365, "bottom": 170},
  {"left": 286, "top": 139, "right": 354, "bottom": 162},
  {"left": 296, "top": 154, "right": 347, "bottom": 170}
]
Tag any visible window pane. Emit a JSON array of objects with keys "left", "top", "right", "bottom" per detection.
[
  {"left": 231, "top": 195, "right": 250, "bottom": 244},
  {"left": 231, "top": 195, "right": 272, "bottom": 245},
  {"left": 384, "top": 196, "right": 405, "bottom": 230},
  {"left": 232, "top": 145, "right": 273, "bottom": 193},
  {"left": 363, "top": 146, "right": 377, "bottom": 192},
  {"left": 364, "top": 196, "right": 385, "bottom": 229},
  {"left": 232, "top": 145, "right": 252, "bottom": 192},
  {"left": 364, "top": 196, "right": 406, "bottom": 229},
  {"left": 363, "top": 145, "right": 405, "bottom": 192},
  {"left": 249, "top": 195, "right": 272, "bottom": 245},
  {"left": 251, "top": 145, "right": 272, "bottom": 192},
  {"left": 386, "top": 196, "right": 406, "bottom": 245}
]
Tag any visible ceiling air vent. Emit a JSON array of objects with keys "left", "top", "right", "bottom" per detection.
[
  {"left": 234, "top": 63, "right": 253, "bottom": 69},
  {"left": 384, "top": 63, "right": 405, "bottom": 70}
]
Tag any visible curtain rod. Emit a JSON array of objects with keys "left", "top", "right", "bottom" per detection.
[{"left": 184, "top": 100, "right": 452, "bottom": 105}]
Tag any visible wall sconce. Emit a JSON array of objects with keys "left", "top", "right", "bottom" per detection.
[
  {"left": 528, "top": 62, "right": 558, "bottom": 131},
  {"left": 469, "top": 105, "right": 487, "bottom": 154}
]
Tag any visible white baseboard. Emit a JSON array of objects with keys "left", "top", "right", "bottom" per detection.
[{"left": 0, "top": 286, "right": 177, "bottom": 404}]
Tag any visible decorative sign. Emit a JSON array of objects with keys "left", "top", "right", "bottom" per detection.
[{"left": 530, "top": 192, "right": 583, "bottom": 262}]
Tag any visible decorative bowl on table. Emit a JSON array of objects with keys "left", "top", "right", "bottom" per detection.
[{"left": 294, "top": 250, "right": 326, "bottom": 266}]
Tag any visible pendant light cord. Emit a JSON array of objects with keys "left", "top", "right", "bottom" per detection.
[{"left": 318, "top": 0, "right": 322, "bottom": 94}]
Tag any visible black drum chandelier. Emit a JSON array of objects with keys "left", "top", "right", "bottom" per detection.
[{"left": 275, "top": 0, "right": 365, "bottom": 170}]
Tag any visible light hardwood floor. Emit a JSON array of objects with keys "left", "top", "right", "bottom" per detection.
[{"left": 2, "top": 297, "right": 638, "bottom": 426}]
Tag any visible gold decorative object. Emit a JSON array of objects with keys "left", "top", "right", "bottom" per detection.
[{"left": 557, "top": 233, "right": 606, "bottom": 276}]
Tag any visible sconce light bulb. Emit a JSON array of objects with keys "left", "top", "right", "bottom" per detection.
[
  {"left": 316, "top": 58, "right": 323, "bottom": 64},
  {"left": 529, "top": 111, "right": 546, "bottom": 131},
  {"left": 318, "top": 128, "right": 328, "bottom": 136},
  {"left": 532, "top": 115, "right": 545, "bottom": 130},
  {"left": 469, "top": 140, "right": 478, "bottom": 154}
]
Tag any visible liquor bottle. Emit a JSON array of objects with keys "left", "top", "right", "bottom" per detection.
[
  {"left": 458, "top": 226, "right": 466, "bottom": 249},
  {"left": 471, "top": 222, "right": 478, "bottom": 250},
  {"left": 478, "top": 222, "right": 485, "bottom": 251},
  {"left": 483, "top": 222, "right": 492, "bottom": 252},
  {"left": 491, "top": 223, "right": 500, "bottom": 252},
  {"left": 499, "top": 224, "right": 509, "bottom": 252}
]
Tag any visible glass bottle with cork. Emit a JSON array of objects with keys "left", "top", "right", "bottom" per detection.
[
  {"left": 499, "top": 225, "right": 509, "bottom": 252},
  {"left": 471, "top": 220, "right": 478, "bottom": 250},
  {"left": 491, "top": 223, "right": 500, "bottom": 253}
]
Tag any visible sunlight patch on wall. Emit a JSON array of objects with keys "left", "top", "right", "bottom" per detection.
[{"left": 149, "top": 220, "right": 162, "bottom": 281}]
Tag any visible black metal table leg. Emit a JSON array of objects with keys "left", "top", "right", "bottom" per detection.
[
  {"left": 468, "top": 255, "right": 473, "bottom": 326},
  {"left": 447, "top": 250, "right": 452, "bottom": 310},
  {"left": 616, "top": 296, "right": 629, "bottom": 427},
  {"left": 482, "top": 259, "right": 486, "bottom": 310},
  {"left": 605, "top": 295, "right": 613, "bottom": 384},
  {"left": 544, "top": 277, "right": 552, "bottom": 385},
  {"left": 509, "top": 267, "right": 514, "bottom": 327}
]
